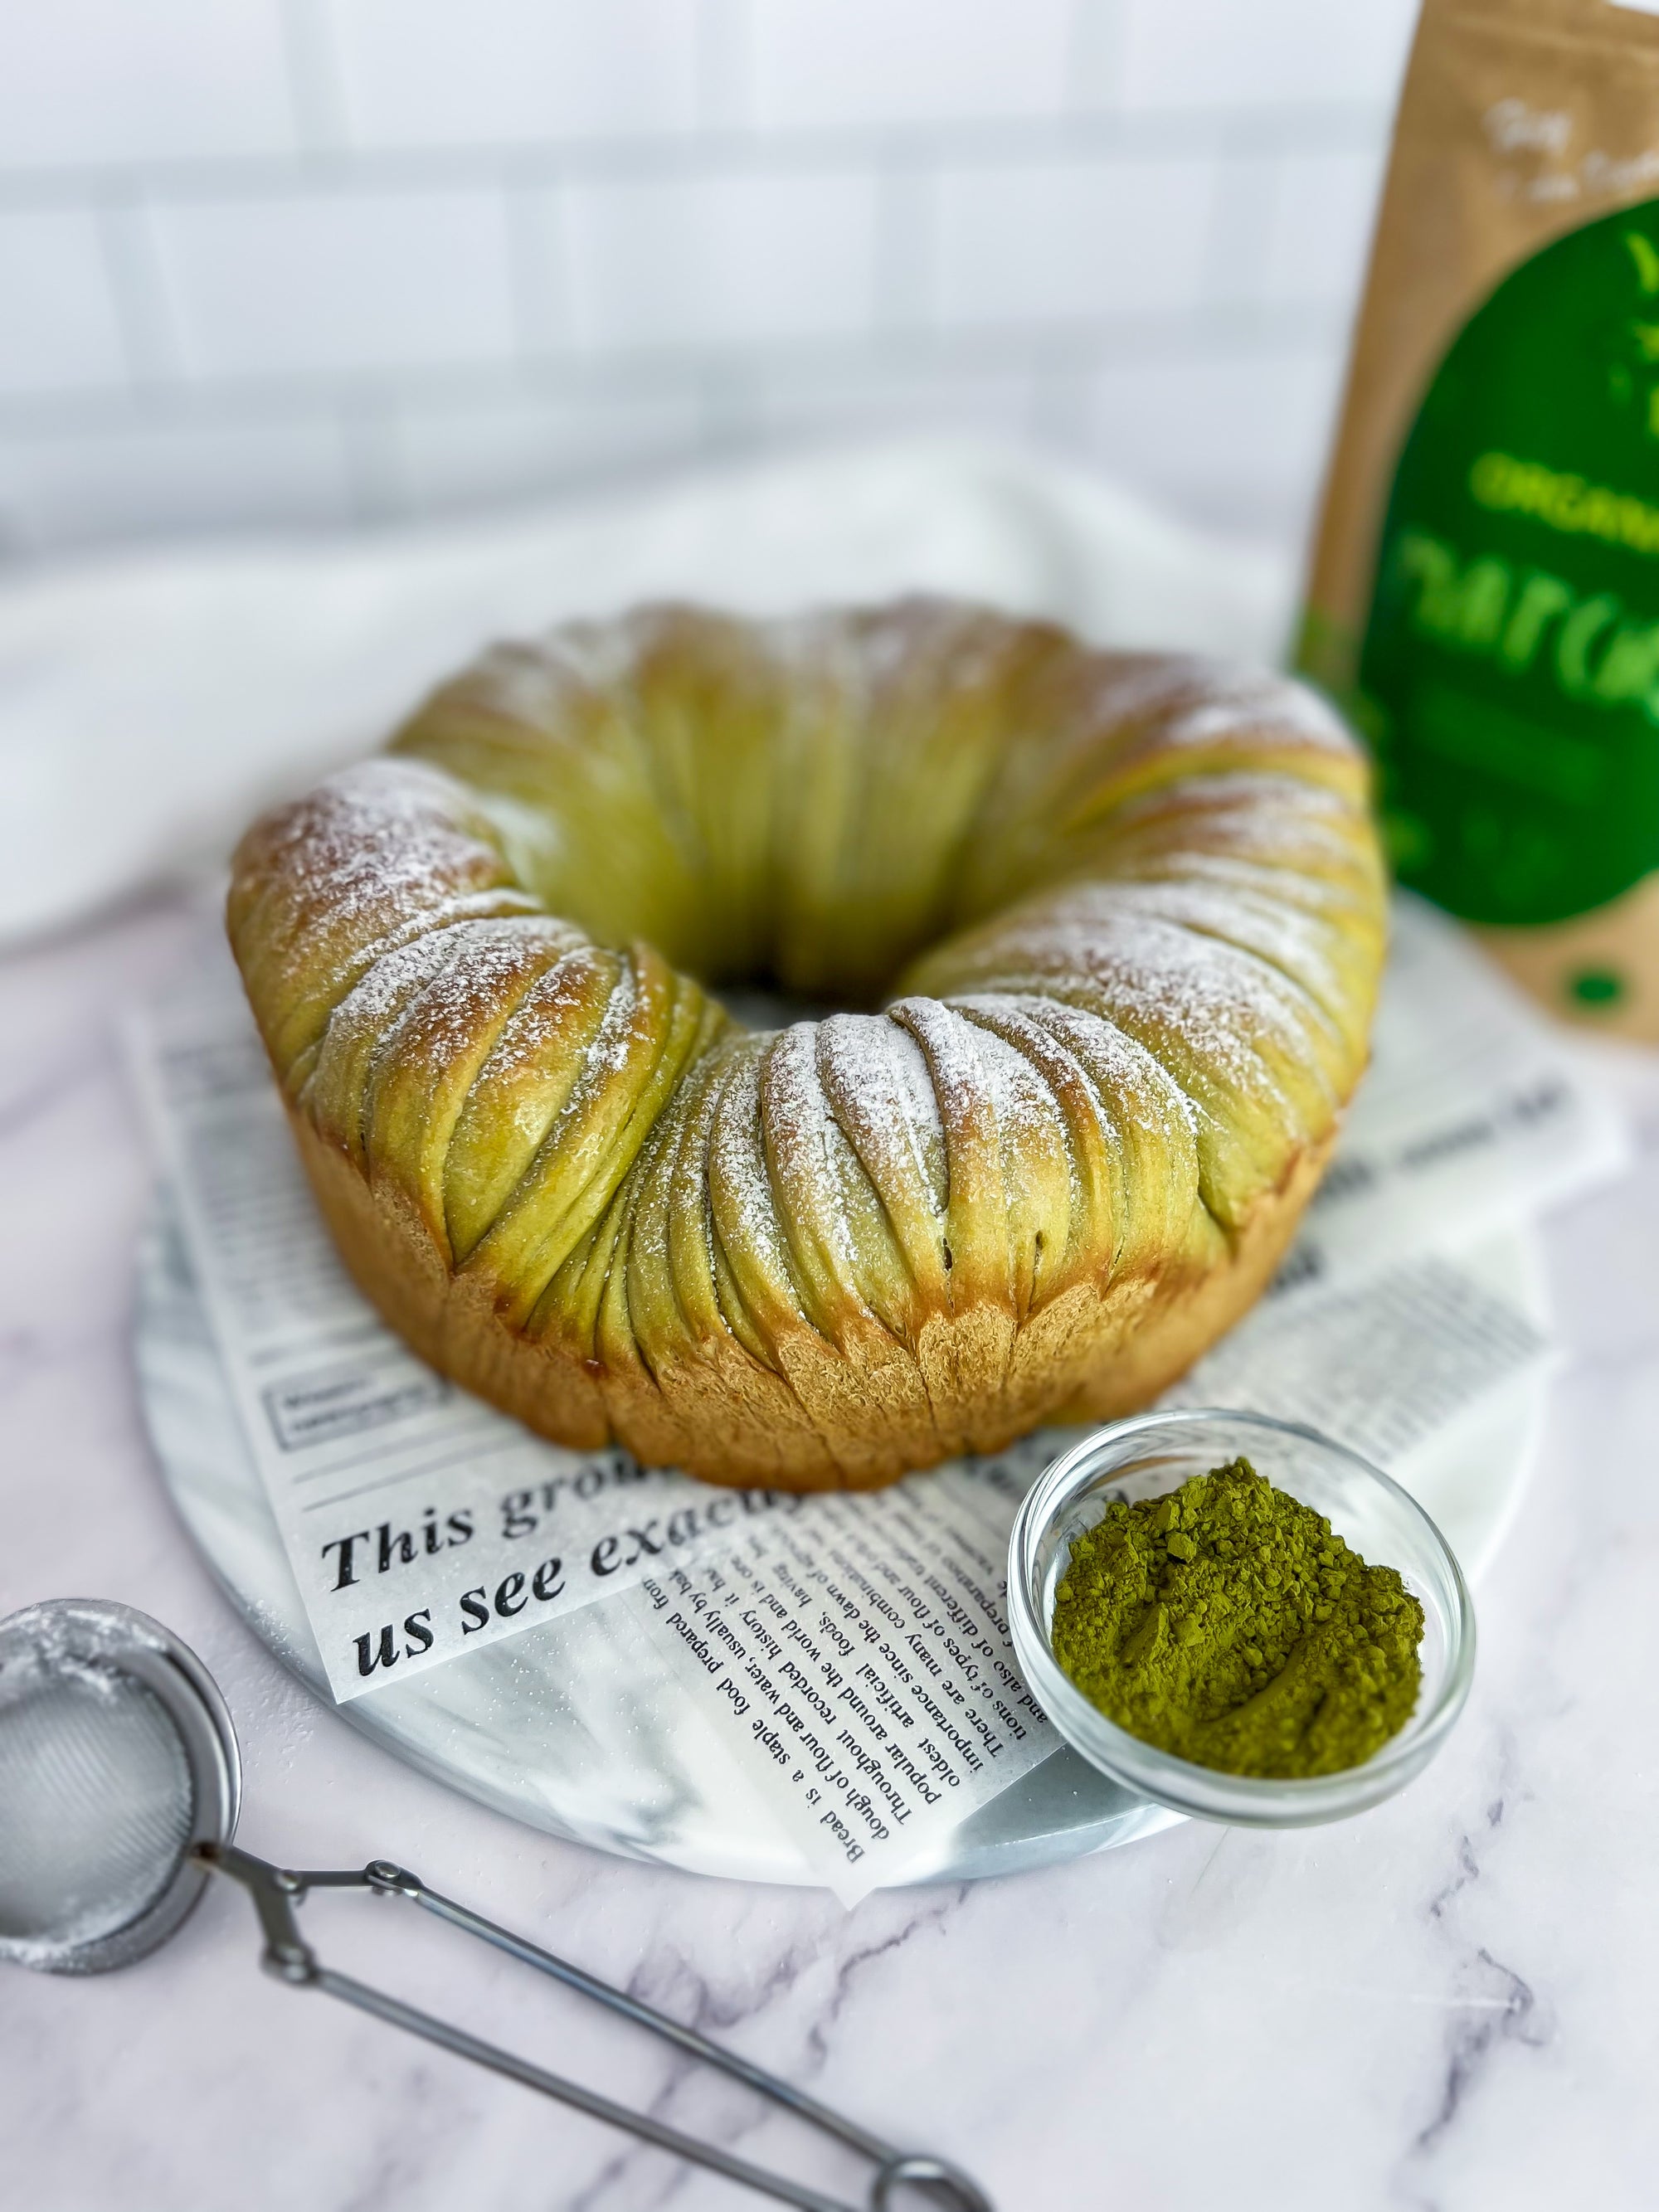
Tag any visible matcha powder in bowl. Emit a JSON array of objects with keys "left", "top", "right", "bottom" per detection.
[
  {"left": 1051, "top": 1458, "right": 1424, "bottom": 1779},
  {"left": 1007, "top": 1409, "right": 1476, "bottom": 1827}
]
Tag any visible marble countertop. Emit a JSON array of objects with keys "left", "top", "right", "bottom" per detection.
[{"left": 4, "top": 891, "right": 1657, "bottom": 2212}]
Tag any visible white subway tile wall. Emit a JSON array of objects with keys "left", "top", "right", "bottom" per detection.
[
  {"left": 391, "top": 386, "right": 708, "bottom": 518},
  {"left": 932, "top": 154, "right": 1219, "bottom": 325},
  {"left": 152, "top": 188, "right": 521, "bottom": 378},
  {"left": 328, "top": 0, "right": 703, "bottom": 148},
  {"left": 0, "top": 0, "right": 1420, "bottom": 562},
  {"left": 561, "top": 169, "right": 882, "bottom": 349},
  {"left": 0, "top": 212, "right": 132, "bottom": 399},
  {"left": 1119, "top": 0, "right": 1420, "bottom": 109},
  {"left": 0, "top": 0, "right": 299, "bottom": 171},
  {"left": 746, "top": 0, "right": 1080, "bottom": 129}
]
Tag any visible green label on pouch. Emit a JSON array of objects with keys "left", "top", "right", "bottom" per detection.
[{"left": 1358, "top": 201, "right": 1659, "bottom": 926}]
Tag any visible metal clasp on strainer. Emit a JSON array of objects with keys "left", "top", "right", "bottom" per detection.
[{"left": 0, "top": 1599, "right": 992, "bottom": 2212}]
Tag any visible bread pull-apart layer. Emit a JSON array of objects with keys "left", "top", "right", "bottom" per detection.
[{"left": 228, "top": 600, "right": 1386, "bottom": 1489}]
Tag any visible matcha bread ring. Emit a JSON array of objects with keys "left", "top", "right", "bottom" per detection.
[{"left": 228, "top": 599, "right": 1387, "bottom": 1490}]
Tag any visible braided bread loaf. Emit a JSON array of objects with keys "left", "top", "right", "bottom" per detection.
[{"left": 228, "top": 599, "right": 1386, "bottom": 1490}]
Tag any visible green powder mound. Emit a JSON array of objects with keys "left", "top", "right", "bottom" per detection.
[{"left": 1051, "top": 1457, "right": 1425, "bottom": 1779}]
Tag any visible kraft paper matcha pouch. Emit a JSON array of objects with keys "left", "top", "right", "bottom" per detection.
[{"left": 1302, "top": 0, "right": 1659, "bottom": 1038}]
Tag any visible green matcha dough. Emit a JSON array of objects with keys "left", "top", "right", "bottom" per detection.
[{"left": 1051, "top": 1457, "right": 1425, "bottom": 1778}]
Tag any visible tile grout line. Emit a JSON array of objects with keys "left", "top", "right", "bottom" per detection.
[
  {"left": 0, "top": 103, "right": 1395, "bottom": 214},
  {"left": 277, "top": 0, "right": 353, "bottom": 156},
  {"left": 94, "top": 187, "right": 184, "bottom": 391},
  {"left": 0, "top": 299, "right": 1354, "bottom": 439}
]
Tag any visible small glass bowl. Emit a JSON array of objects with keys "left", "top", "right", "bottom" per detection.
[{"left": 1006, "top": 1407, "right": 1477, "bottom": 1827}]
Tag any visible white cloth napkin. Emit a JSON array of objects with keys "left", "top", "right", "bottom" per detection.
[{"left": 0, "top": 437, "right": 1292, "bottom": 946}]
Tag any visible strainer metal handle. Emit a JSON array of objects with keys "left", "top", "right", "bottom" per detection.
[
  {"left": 1, "top": 1599, "right": 992, "bottom": 2211},
  {"left": 198, "top": 1842, "right": 991, "bottom": 2212}
]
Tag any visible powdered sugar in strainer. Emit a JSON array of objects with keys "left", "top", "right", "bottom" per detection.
[{"left": 0, "top": 1598, "right": 991, "bottom": 2212}]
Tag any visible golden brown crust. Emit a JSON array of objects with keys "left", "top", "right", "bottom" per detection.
[{"left": 289, "top": 1106, "right": 1335, "bottom": 1493}]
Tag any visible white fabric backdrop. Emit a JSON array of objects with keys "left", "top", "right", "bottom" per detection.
[{"left": 0, "top": 438, "right": 1291, "bottom": 946}]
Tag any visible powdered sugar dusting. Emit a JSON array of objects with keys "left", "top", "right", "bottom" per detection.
[
  {"left": 229, "top": 600, "right": 1384, "bottom": 1461},
  {"left": 926, "top": 884, "right": 1316, "bottom": 1080},
  {"left": 707, "top": 1038, "right": 807, "bottom": 1317},
  {"left": 1077, "top": 878, "right": 1350, "bottom": 1032},
  {"left": 1160, "top": 668, "right": 1357, "bottom": 755},
  {"left": 815, "top": 1013, "right": 946, "bottom": 1219}
]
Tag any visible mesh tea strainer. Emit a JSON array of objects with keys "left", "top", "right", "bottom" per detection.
[{"left": 0, "top": 1597, "right": 991, "bottom": 2212}]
